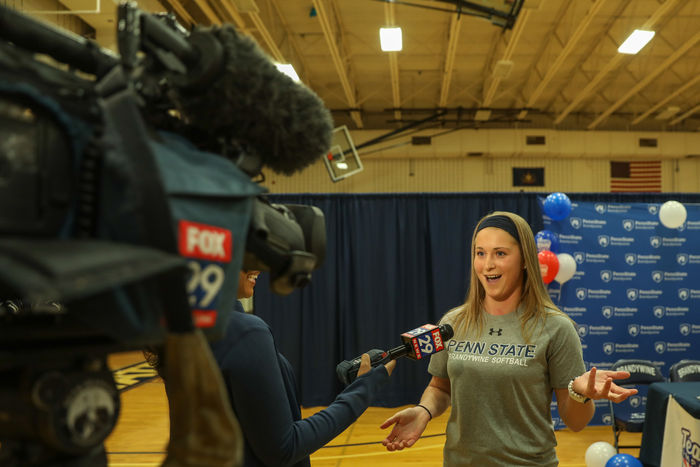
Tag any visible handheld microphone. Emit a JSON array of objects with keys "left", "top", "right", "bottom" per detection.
[{"left": 336, "top": 324, "right": 454, "bottom": 385}]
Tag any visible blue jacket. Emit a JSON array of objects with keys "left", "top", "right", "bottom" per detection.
[{"left": 210, "top": 302, "right": 391, "bottom": 466}]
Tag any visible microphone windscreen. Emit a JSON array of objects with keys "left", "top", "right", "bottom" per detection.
[{"left": 176, "top": 25, "right": 334, "bottom": 176}]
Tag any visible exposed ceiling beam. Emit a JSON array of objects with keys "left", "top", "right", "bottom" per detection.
[
  {"left": 482, "top": 8, "right": 530, "bottom": 107},
  {"left": 312, "top": 0, "right": 363, "bottom": 128},
  {"left": 384, "top": 2, "right": 401, "bottom": 121},
  {"left": 215, "top": 0, "right": 246, "bottom": 30},
  {"left": 247, "top": 11, "right": 284, "bottom": 62},
  {"left": 166, "top": 0, "right": 195, "bottom": 27},
  {"left": 518, "top": 0, "right": 607, "bottom": 120},
  {"left": 554, "top": 0, "right": 680, "bottom": 125},
  {"left": 438, "top": 14, "right": 462, "bottom": 107},
  {"left": 268, "top": 0, "right": 312, "bottom": 82},
  {"left": 632, "top": 75, "right": 700, "bottom": 125},
  {"left": 669, "top": 103, "right": 700, "bottom": 126},
  {"left": 192, "top": 0, "right": 223, "bottom": 25},
  {"left": 588, "top": 29, "right": 700, "bottom": 129}
]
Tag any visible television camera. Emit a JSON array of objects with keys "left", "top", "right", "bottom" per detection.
[{"left": 0, "top": 2, "right": 330, "bottom": 465}]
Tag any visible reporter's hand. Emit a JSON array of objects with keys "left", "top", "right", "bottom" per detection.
[
  {"left": 356, "top": 354, "right": 397, "bottom": 377},
  {"left": 384, "top": 359, "right": 396, "bottom": 376},
  {"left": 380, "top": 406, "right": 429, "bottom": 451},
  {"left": 357, "top": 353, "right": 372, "bottom": 377}
]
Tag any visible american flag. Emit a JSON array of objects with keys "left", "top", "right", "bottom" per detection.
[{"left": 610, "top": 161, "right": 662, "bottom": 192}]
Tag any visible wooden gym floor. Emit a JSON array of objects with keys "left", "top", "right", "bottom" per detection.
[{"left": 107, "top": 351, "right": 641, "bottom": 466}]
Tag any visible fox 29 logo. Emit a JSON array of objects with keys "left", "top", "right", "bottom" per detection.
[
  {"left": 178, "top": 220, "right": 233, "bottom": 328},
  {"left": 404, "top": 325, "right": 445, "bottom": 359}
]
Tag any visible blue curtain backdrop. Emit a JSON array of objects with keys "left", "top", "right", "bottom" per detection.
[
  {"left": 253, "top": 192, "right": 700, "bottom": 411},
  {"left": 254, "top": 192, "right": 542, "bottom": 408}
]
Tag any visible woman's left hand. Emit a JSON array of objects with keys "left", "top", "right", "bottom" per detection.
[{"left": 572, "top": 367, "right": 638, "bottom": 403}]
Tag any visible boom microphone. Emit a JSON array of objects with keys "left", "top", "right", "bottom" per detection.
[
  {"left": 169, "top": 24, "right": 334, "bottom": 176},
  {"left": 336, "top": 324, "right": 454, "bottom": 385}
]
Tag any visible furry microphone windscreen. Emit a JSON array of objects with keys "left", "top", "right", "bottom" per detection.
[{"left": 175, "top": 25, "right": 334, "bottom": 176}]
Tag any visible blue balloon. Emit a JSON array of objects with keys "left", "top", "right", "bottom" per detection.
[
  {"left": 605, "top": 453, "right": 642, "bottom": 467},
  {"left": 543, "top": 192, "right": 572, "bottom": 221},
  {"left": 535, "top": 229, "right": 559, "bottom": 253}
]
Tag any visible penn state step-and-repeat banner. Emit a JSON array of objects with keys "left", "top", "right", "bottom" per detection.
[{"left": 541, "top": 200, "right": 700, "bottom": 427}]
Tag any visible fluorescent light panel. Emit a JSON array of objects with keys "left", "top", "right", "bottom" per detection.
[
  {"left": 655, "top": 106, "right": 681, "bottom": 120},
  {"left": 380, "top": 27, "right": 402, "bottom": 52},
  {"left": 618, "top": 29, "right": 655, "bottom": 54},
  {"left": 275, "top": 63, "right": 300, "bottom": 82}
]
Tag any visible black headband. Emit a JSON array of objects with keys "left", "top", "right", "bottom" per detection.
[{"left": 476, "top": 215, "right": 520, "bottom": 242}]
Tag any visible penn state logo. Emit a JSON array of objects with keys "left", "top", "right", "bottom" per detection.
[
  {"left": 600, "top": 270, "right": 612, "bottom": 282},
  {"left": 573, "top": 252, "right": 585, "bottom": 264},
  {"left": 622, "top": 219, "right": 634, "bottom": 231},
  {"left": 625, "top": 253, "right": 637, "bottom": 265},
  {"left": 577, "top": 325, "right": 589, "bottom": 337},
  {"left": 628, "top": 324, "right": 640, "bottom": 337},
  {"left": 680, "top": 323, "right": 690, "bottom": 336},
  {"left": 654, "top": 341, "right": 666, "bottom": 354},
  {"left": 576, "top": 288, "right": 587, "bottom": 300},
  {"left": 629, "top": 396, "right": 641, "bottom": 408},
  {"left": 602, "top": 306, "right": 613, "bottom": 319},
  {"left": 677, "top": 253, "right": 688, "bottom": 266},
  {"left": 651, "top": 271, "right": 663, "bottom": 283},
  {"left": 602, "top": 414, "right": 612, "bottom": 425},
  {"left": 679, "top": 289, "right": 689, "bottom": 301},
  {"left": 648, "top": 204, "right": 659, "bottom": 215},
  {"left": 626, "top": 288, "right": 639, "bottom": 301},
  {"left": 598, "top": 235, "right": 610, "bottom": 247},
  {"left": 603, "top": 342, "right": 614, "bottom": 355},
  {"left": 653, "top": 306, "right": 665, "bottom": 318},
  {"left": 569, "top": 217, "right": 582, "bottom": 229},
  {"left": 650, "top": 236, "right": 661, "bottom": 248},
  {"left": 595, "top": 204, "right": 606, "bottom": 214}
]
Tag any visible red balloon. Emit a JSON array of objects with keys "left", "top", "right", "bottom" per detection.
[{"left": 538, "top": 250, "right": 560, "bottom": 284}]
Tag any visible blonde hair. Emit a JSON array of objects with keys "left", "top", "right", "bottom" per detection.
[{"left": 443, "top": 211, "right": 568, "bottom": 343}]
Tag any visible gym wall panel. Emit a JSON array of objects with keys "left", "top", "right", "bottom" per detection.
[{"left": 261, "top": 157, "right": 696, "bottom": 193}]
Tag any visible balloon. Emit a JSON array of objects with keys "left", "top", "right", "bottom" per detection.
[
  {"left": 535, "top": 229, "right": 559, "bottom": 253},
  {"left": 537, "top": 250, "right": 559, "bottom": 284},
  {"left": 554, "top": 253, "right": 577, "bottom": 284},
  {"left": 584, "top": 441, "right": 617, "bottom": 467},
  {"left": 543, "top": 192, "right": 572, "bottom": 221},
  {"left": 659, "top": 200, "right": 687, "bottom": 229},
  {"left": 605, "top": 453, "right": 643, "bottom": 467}
]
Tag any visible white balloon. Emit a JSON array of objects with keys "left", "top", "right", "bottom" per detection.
[
  {"left": 585, "top": 441, "right": 617, "bottom": 467},
  {"left": 659, "top": 200, "right": 687, "bottom": 229},
  {"left": 554, "top": 253, "right": 577, "bottom": 284}
]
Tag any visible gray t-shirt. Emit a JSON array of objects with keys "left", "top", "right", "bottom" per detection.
[{"left": 428, "top": 307, "right": 585, "bottom": 466}]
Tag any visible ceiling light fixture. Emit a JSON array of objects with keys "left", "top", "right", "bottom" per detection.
[
  {"left": 618, "top": 29, "right": 655, "bottom": 55},
  {"left": 275, "top": 63, "right": 300, "bottom": 82},
  {"left": 380, "top": 27, "right": 402, "bottom": 52}
]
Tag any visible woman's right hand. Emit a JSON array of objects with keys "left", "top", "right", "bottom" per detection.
[{"left": 379, "top": 406, "right": 429, "bottom": 451}]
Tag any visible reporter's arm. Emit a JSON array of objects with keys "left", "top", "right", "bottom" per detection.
[{"left": 211, "top": 314, "right": 391, "bottom": 466}]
